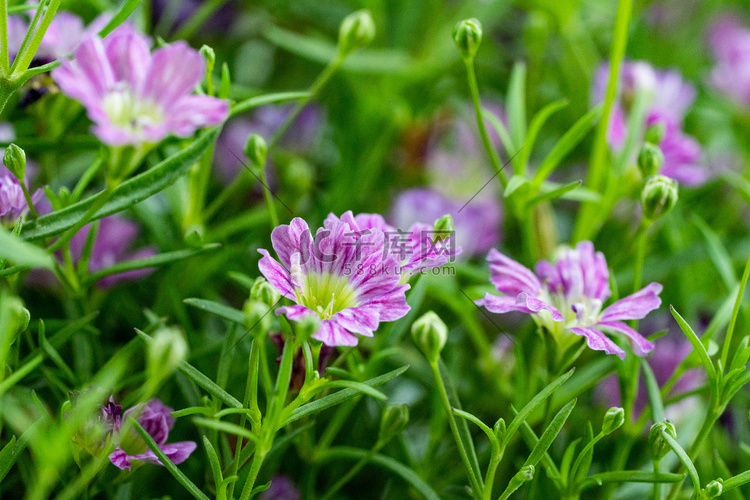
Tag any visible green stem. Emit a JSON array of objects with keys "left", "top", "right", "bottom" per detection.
[
  {"left": 632, "top": 220, "right": 652, "bottom": 295},
  {"left": 429, "top": 359, "right": 484, "bottom": 499},
  {"left": 720, "top": 252, "right": 750, "bottom": 369},
  {"left": 573, "top": 0, "right": 633, "bottom": 242},
  {"left": 652, "top": 460, "right": 662, "bottom": 500},
  {"left": 257, "top": 155, "right": 278, "bottom": 228},
  {"left": 463, "top": 58, "right": 508, "bottom": 189},
  {"left": 483, "top": 450, "right": 502, "bottom": 500},
  {"left": 19, "top": 182, "right": 37, "bottom": 219},
  {"left": 11, "top": 0, "right": 61, "bottom": 76},
  {"left": 0, "top": 0, "right": 9, "bottom": 75}
]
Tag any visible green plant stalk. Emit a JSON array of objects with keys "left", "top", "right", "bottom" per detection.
[
  {"left": 569, "top": 432, "right": 604, "bottom": 484},
  {"left": 0, "top": 0, "right": 9, "bottom": 75},
  {"left": 183, "top": 147, "right": 215, "bottom": 234},
  {"left": 483, "top": 448, "right": 502, "bottom": 500},
  {"left": 11, "top": 0, "right": 61, "bottom": 76},
  {"left": 257, "top": 155, "right": 278, "bottom": 228},
  {"left": 574, "top": 0, "right": 633, "bottom": 242},
  {"left": 632, "top": 220, "right": 652, "bottom": 296},
  {"left": 429, "top": 358, "right": 484, "bottom": 499},
  {"left": 10, "top": 0, "right": 46, "bottom": 74},
  {"left": 653, "top": 459, "right": 662, "bottom": 500},
  {"left": 19, "top": 182, "right": 38, "bottom": 219},
  {"left": 720, "top": 252, "right": 750, "bottom": 369},
  {"left": 463, "top": 58, "right": 508, "bottom": 189}
]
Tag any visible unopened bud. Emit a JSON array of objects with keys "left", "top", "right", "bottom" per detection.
[
  {"left": 250, "top": 277, "right": 280, "bottom": 308},
  {"left": 200, "top": 45, "right": 215, "bottom": 72},
  {"left": 433, "top": 213, "right": 454, "bottom": 234},
  {"left": 411, "top": 311, "right": 448, "bottom": 362},
  {"left": 3, "top": 143, "right": 26, "bottom": 181},
  {"left": 245, "top": 133, "right": 267, "bottom": 168},
  {"left": 641, "top": 175, "right": 678, "bottom": 221},
  {"left": 148, "top": 326, "right": 188, "bottom": 381},
  {"left": 452, "top": 18, "right": 482, "bottom": 60},
  {"left": 644, "top": 122, "right": 666, "bottom": 145},
  {"left": 638, "top": 142, "right": 664, "bottom": 178},
  {"left": 493, "top": 418, "right": 506, "bottom": 443},
  {"left": 702, "top": 479, "right": 723, "bottom": 498},
  {"left": 601, "top": 407, "right": 625, "bottom": 435},
  {"left": 338, "top": 10, "right": 375, "bottom": 57},
  {"left": 243, "top": 300, "right": 272, "bottom": 332},
  {"left": 648, "top": 420, "right": 676, "bottom": 461},
  {"left": 378, "top": 403, "right": 409, "bottom": 443},
  {"left": 2, "top": 295, "right": 29, "bottom": 346}
]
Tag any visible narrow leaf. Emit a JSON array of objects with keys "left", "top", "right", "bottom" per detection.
[{"left": 183, "top": 298, "right": 246, "bottom": 325}]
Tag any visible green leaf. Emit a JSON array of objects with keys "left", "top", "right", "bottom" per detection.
[
  {"left": 526, "top": 180, "right": 583, "bottom": 207},
  {"left": 230, "top": 91, "right": 311, "bottom": 117},
  {"left": 129, "top": 417, "right": 211, "bottom": 500},
  {"left": 642, "top": 361, "right": 665, "bottom": 423},
  {"left": 135, "top": 329, "right": 242, "bottom": 408},
  {"left": 484, "top": 108, "right": 517, "bottom": 160},
  {"left": 97, "top": 0, "right": 141, "bottom": 38},
  {"left": 504, "top": 174, "right": 529, "bottom": 198},
  {"left": 670, "top": 306, "right": 717, "bottom": 383},
  {"left": 659, "top": 427, "right": 701, "bottom": 498},
  {"left": 693, "top": 215, "right": 736, "bottom": 290},
  {"left": 532, "top": 105, "right": 601, "bottom": 187},
  {"left": 452, "top": 408, "right": 497, "bottom": 447},
  {"left": 504, "top": 368, "right": 575, "bottom": 446},
  {"left": 171, "top": 407, "right": 214, "bottom": 418},
  {"left": 0, "top": 227, "right": 54, "bottom": 269},
  {"left": 282, "top": 365, "right": 408, "bottom": 426},
  {"left": 22, "top": 127, "right": 221, "bottom": 240},
  {"left": 202, "top": 436, "right": 224, "bottom": 496},
  {"left": 85, "top": 244, "right": 220, "bottom": 284},
  {"left": 321, "top": 381, "right": 387, "bottom": 401},
  {"left": 192, "top": 418, "right": 258, "bottom": 443},
  {"left": 183, "top": 298, "right": 246, "bottom": 325},
  {"left": 321, "top": 447, "right": 441, "bottom": 500},
  {"left": 507, "top": 62, "right": 527, "bottom": 149},
  {"left": 516, "top": 99, "right": 568, "bottom": 173},
  {"left": 579, "top": 471, "right": 685, "bottom": 490}
]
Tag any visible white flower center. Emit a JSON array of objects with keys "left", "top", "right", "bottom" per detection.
[
  {"left": 102, "top": 84, "right": 164, "bottom": 133},
  {"left": 294, "top": 272, "right": 358, "bottom": 320}
]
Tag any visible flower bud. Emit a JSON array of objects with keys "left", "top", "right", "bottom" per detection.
[
  {"left": 148, "top": 326, "right": 188, "bottom": 382},
  {"left": 250, "top": 277, "right": 280, "bottom": 308},
  {"left": 1, "top": 295, "right": 30, "bottom": 347},
  {"left": 378, "top": 403, "right": 409, "bottom": 443},
  {"left": 243, "top": 300, "right": 272, "bottom": 332},
  {"left": 411, "top": 311, "right": 448, "bottom": 362},
  {"left": 3, "top": 143, "right": 26, "bottom": 181},
  {"left": 638, "top": 142, "right": 664, "bottom": 178},
  {"left": 644, "top": 122, "right": 666, "bottom": 145},
  {"left": 452, "top": 18, "right": 482, "bottom": 60},
  {"left": 702, "top": 479, "right": 723, "bottom": 498},
  {"left": 601, "top": 407, "right": 625, "bottom": 435},
  {"left": 641, "top": 175, "right": 678, "bottom": 221},
  {"left": 433, "top": 213, "right": 454, "bottom": 234},
  {"left": 338, "top": 10, "right": 375, "bottom": 57},
  {"left": 648, "top": 420, "right": 676, "bottom": 461},
  {"left": 493, "top": 418, "right": 506, "bottom": 443},
  {"left": 245, "top": 133, "right": 268, "bottom": 168}
]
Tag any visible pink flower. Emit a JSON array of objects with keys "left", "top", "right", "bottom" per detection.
[
  {"left": 708, "top": 16, "right": 750, "bottom": 107},
  {"left": 258, "top": 214, "right": 412, "bottom": 346},
  {"left": 476, "top": 242, "right": 662, "bottom": 359},
  {"left": 52, "top": 25, "right": 228, "bottom": 145}
]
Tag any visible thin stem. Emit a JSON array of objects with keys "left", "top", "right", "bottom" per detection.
[
  {"left": 257, "top": 156, "right": 278, "bottom": 228},
  {"left": 463, "top": 58, "right": 508, "bottom": 188},
  {"left": 652, "top": 460, "right": 662, "bottom": 500},
  {"left": 429, "top": 359, "right": 484, "bottom": 499},
  {"left": 632, "top": 220, "right": 652, "bottom": 295},
  {"left": 720, "top": 252, "right": 750, "bottom": 370},
  {"left": 483, "top": 450, "right": 502, "bottom": 500},
  {"left": 19, "top": 182, "right": 37, "bottom": 219},
  {"left": 0, "top": 0, "right": 9, "bottom": 75},
  {"left": 11, "top": 0, "right": 61, "bottom": 76},
  {"left": 574, "top": 0, "right": 633, "bottom": 242}
]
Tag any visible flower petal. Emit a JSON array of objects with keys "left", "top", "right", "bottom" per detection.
[
  {"left": 109, "top": 448, "right": 131, "bottom": 470},
  {"left": 517, "top": 293, "right": 564, "bottom": 321},
  {"left": 600, "top": 282, "right": 663, "bottom": 322},
  {"left": 276, "top": 305, "right": 316, "bottom": 321},
  {"left": 258, "top": 249, "right": 296, "bottom": 300},
  {"left": 598, "top": 321, "right": 655, "bottom": 356},
  {"left": 569, "top": 327, "right": 626, "bottom": 360},
  {"left": 486, "top": 248, "right": 542, "bottom": 297},
  {"left": 141, "top": 41, "right": 204, "bottom": 108},
  {"left": 128, "top": 441, "right": 198, "bottom": 466},
  {"left": 312, "top": 319, "right": 358, "bottom": 346}
]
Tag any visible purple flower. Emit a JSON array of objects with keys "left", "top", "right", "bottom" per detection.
[
  {"left": 390, "top": 188, "right": 500, "bottom": 259},
  {"left": 101, "top": 396, "right": 123, "bottom": 433},
  {"left": 0, "top": 169, "right": 31, "bottom": 226},
  {"left": 593, "top": 61, "right": 706, "bottom": 185},
  {"left": 69, "top": 216, "right": 157, "bottom": 287},
  {"left": 214, "top": 105, "right": 322, "bottom": 184},
  {"left": 258, "top": 214, "right": 411, "bottom": 346},
  {"left": 708, "top": 16, "right": 750, "bottom": 108},
  {"left": 36, "top": 12, "right": 110, "bottom": 62},
  {"left": 109, "top": 398, "right": 196, "bottom": 471},
  {"left": 260, "top": 476, "right": 301, "bottom": 500},
  {"left": 52, "top": 25, "right": 228, "bottom": 145},
  {"left": 476, "top": 241, "right": 662, "bottom": 359}
]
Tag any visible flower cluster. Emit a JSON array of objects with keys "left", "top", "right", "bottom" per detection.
[
  {"left": 105, "top": 398, "right": 196, "bottom": 471},
  {"left": 52, "top": 24, "right": 228, "bottom": 145},
  {"left": 593, "top": 61, "right": 707, "bottom": 185},
  {"left": 477, "top": 241, "right": 662, "bottom": 359}
]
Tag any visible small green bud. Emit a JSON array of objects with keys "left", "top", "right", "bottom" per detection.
[
  {"left": 638, "top": 142, "right": 664, "bottom": 178},
  {"left": 411, "top": 311, "right": 448, "bottom": 362},
  {"left": 296, "top": 313, "right": 321, "bottom": 342},
  {"left": 641, "top": 175, "right": 678, "bottom": 221},
  {"left": 493, "top": 418, "right": 506, "bottom": 443},
  {"left": 702, "top": 479, "right": 723, "bottom": 499},
  {"left": 2, "top": 295, "right": 29, "bottom": 347},
  {"left": 378, "top": 403, "right": 410, "bottom": 443},
  {"left": 243, "top": 300, "right": 272, "bottom": 332},
  {"left": 3, "top": 143, "right": 26, "bottom": 181},
  {"left": 452, "top": 18, "right": 482, "bottom": 60},
  {"left": 250, "top": 277, "right": 280, "bottom": 308},
  {"left": 199, "top": 45, "right": 216, "bottom": 72},
  {"left": 648, "top": 420, "right": 676, "bottom": 461},
  {"left": 433, "top": 213, "right": 455, "bottom": 234},
  {"left": 244, "top": 133, "right": 268, "bottom": 168},
  {"left": 644, "top": 122, "right": 666, "bottom": 145},
  {"left": 601, "top": 407, "right": 625, "bottom": 435},
  {"left": 338, "top": 10, "right": 375, "bottom": 57},
  {"left": 148, "top": 326, "right": 188, "bottom": 381}
]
